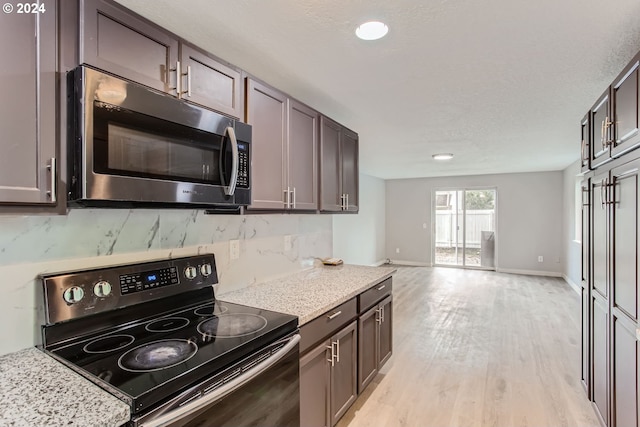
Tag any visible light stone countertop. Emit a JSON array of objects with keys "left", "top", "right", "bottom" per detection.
[
  {"left": 219, "top": 264, "right": 397, "bottom": 325},
  {"left": 0, "top": 347, "right": 130, "bottom": 427}
]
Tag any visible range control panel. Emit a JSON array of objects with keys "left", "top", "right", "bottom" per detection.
[{"left": 41, "top": 254, "right": 218, "bottom": 324}]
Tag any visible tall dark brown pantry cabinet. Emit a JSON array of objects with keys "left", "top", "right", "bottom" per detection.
[
  {"left": 581, "top": 48, "right": 640, "bottom": 427},
  {"left": 0, "top": 0, "right": 57, "bottom": 205}
]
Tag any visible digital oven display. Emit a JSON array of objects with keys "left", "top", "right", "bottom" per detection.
[{"left": 119, "top": 267, "right": 179, "bottom": 295}]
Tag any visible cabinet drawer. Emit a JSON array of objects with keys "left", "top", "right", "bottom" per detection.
[
  {"left": 358, "top": 278, "right": 392, "bottom": 313},
  {"left": 300, "top": 298, "right": 357, "bottom": 354}
]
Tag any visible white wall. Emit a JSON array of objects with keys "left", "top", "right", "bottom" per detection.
[
  {"left": 386, "top": 171, "right": 564, "bottom": 275},
  {"left": 333, "top": 173, "right": 386, "bottom": 266},
  {"left": 0, "top": 210, "right": 332, "bottom": 355},
  {"left": 562, "top": 160, "right": 582, "bottom": 294}
]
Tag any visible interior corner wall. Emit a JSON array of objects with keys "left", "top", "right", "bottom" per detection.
[
  {"left": 386, "top": 171, "right": 564, "bottom": 274},
  {"left": 333, "top": 173, "right": 386, "bottom": 266},
  {"left": 562, "top": 160, "right": 582, "bottom": 292}
]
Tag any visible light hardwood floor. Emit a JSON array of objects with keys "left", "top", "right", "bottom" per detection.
[{"left": 336, "top": 266, "right": 600, "bottom": 427}]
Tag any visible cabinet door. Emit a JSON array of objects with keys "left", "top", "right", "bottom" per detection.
[
  {"left": 288, "top": 100, "right": 318, "bottom": 210},
  {"left": 341, "top": 128, "right": 359, "bottom": 212},
  {"left": 581, "top": 179, "right": 591, "bottom": 396},
  {"left": 330, "top": 321, "right": 357, "bottom": 426},
  {"left": 246, "top": 79, "right": 287, "bottom": 209},
  {"left": 0, "top": 0, "right": 56, "bottom": 204},
  {"left": 611, "top": 56, "right": 640, "bottom": 158},
  {"left": 611, "top": 159, "right": 640, "bottom": 322},
  {"left": 581, "top": 114, "right": 591, "bottom": 172},
  {"left": 180, "top": 43, "right": 242, "bottom": 118},
  {"left": 287, "top": 99, "right": 318, "bottom": 210},
  {"left": 592, "top": 295, "right": 609, "bottom": 426},
  {"left": 320, "top": 116, "right": 342, "bottom": 212},
  {"left": 300, "top": 341, "right": 331, "bottom": 427},
  {"left": 591, "top": 173, "right": 608, "bottom": 299},
  {"left": 591, "top": 90, "right": 612, "bottom": 168},
  {"left": 378, "top": 296, "right": 393, "bottom": 368},
  {"left": 611, "top": 314, "right": 638, "bottom": 427},
  {"left": 80, "top": 0, "right": 179, "bottom": 94},
  {"left": 357, "top": 304, "right": 379, "bottom": 393}
]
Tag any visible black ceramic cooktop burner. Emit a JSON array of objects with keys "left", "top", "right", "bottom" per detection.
[
  {"left": 118, "top": 339, "right": 198, "bottom": 372},
  {"left": 83, "top": 334, "right": 135, "bottom": 354},
  {"left": 145, "top": 317, "right": 190, "bottom": 333},
  {"left": 197, "top": 313, "right": 268, "bottom": 338},
  {"left": 194, "top": 303, "right": 229, "bottom": 317}
]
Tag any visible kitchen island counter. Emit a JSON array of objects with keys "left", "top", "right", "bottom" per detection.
[
  {"left": 219, "top": 264, "right": 396, "bottom": 325},
  {"left": 0, "top": 347, "right": 130, "bottom": 427}
]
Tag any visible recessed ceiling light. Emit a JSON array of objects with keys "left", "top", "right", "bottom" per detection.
[
  {"left": 355, "top": 21, "right": 389, "bottom": 41},
  {"left": 432, "top": 153, "right": 454, "bottom": 161}
]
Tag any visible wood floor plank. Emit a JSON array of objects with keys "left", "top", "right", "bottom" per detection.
[{"left": 336, "top": 267, "right": 599, "bottom": 427}]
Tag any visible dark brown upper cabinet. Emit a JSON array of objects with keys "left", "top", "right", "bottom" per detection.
[
  {"left": 590, "top": 89, "right": 612, "bottom": 169},
  {"left": 581, "top": 114, "right": 591, "bottom": 172},
  {"left": 0, "top": 0, "right": 57, "bottom": 205},
  {"left": 178, "top": 43, "right": 242, "bottom": 119},
  {"left": 319, "top": 116, "right": 359, "bottom": 213},
  {"left": 80, "top": 0, "right": 179, "bottom": 94},
  {"left": 611, "top": 54, "right": 640, "bottom": 159},
  {"left": 245, "top": 78, "right": 318, "bottom": 211},
  {"left": 80, "top": 0, "right": 242, "bottom": 118}
]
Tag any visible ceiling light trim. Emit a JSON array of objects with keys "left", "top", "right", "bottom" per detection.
[
  {"left": 355, "top": 21, "right": 389, "bottom": 41},
  {"left": 432, "top": 153, "right": 454, "bottom": 161}
]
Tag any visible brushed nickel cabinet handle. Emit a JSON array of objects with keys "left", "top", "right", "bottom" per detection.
[
  {"left": 292, "top": 187, "right": 296, "bottom": 209},
  {"left": 600, "top": 179, "right": 606, "bottom": 209},
  {"left": 184, "top": 65, "right": 192, "bottom": 97},
  {"left": 326, "top": 344, "right": 335, "bottom": 367},
  {"left": 284, "top": 187, "right": 290, "bottom": 209},
  {"left": 336, "top": 339, "right": 340, "bottom": 363},
  {"left": 377, "top": 284, "right": 386, "bottom": 291},
  {"left": 47, "top": 157, "right": 56, "bottom": 203},
  {"left": 327, "top": 310, "right": 342, "bottom": 320},
  {"left": 581, "top": 139, "right": 587, "bottom": 161},
  {"left": 168, "top": 61, "right": 181, "bottom": 96}
]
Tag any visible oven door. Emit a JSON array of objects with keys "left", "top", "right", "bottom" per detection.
[
  {"left": 70, "top": 66, "right": 250, "bottom": 207},
  {"left": 132, "top": 333, "right": 300, "bottom": 427}
]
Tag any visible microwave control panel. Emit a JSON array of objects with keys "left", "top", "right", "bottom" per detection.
[{"left": 237, "top": 142, "right": 249, "bottom": 188}]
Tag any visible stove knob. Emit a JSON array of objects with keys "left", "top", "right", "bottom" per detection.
[
  {"left": 184, "top": 266, "right": 198, "bottom": 280},
  {"left": 200, "top": 263, "right": 212, "bottom": 277},
  {"left": 63, "top": 286, "right": 84, "bottom": 304},
  {"left": 93, "top": 280, "right": 112, "bottom": 297}
]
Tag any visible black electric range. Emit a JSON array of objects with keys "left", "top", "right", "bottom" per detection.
[{"left": 40, "top": 254, "right": 299, "bottom": 423}]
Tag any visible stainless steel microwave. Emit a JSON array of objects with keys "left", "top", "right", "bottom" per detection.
[{"left": 68, "top": 66, "right": 251, "bottom": 210}]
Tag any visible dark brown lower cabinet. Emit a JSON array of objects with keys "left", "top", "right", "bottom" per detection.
[
  {"left": 592, "top": 295, "right": 609, "bottom": 425},
  {"left": 300, "top": 321, "right": 358, "bottom": 427},
  {"left": 612, "top": 312, "right": 638, "bottom": 427},
  {"left": 358, "top": 295, "right": 393, "bottom": 393}
]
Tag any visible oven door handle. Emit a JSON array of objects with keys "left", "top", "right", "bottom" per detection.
[
  {"left": 223, "top": 126, "right": 239, "bottom": 196},
  {"left": 139, "top": 333, "right": 301, "bottom": 427}
]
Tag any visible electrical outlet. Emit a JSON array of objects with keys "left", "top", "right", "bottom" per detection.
[
  {"left": 538, "top": 255, "right": 543, "bottom": 263},
  {"left": 230, "top": 240, "right": 240, "bottom": 260},
  {"left": 284, "top": 235, "right": 292, "bottom": 252},
  {"left": 396, "top": 248, "right": 400, "bottom": 254},
  {"left": 422, "top": 223, "right": 427, "bottom": 229}
]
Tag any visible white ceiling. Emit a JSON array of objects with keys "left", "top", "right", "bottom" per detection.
[{"left": 115, "top": 0, "right": 640, "bottom": 180}]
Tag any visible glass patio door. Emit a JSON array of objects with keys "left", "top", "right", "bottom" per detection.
[{"left": 433, "top": 188, "right": 496, "bottom": 269}]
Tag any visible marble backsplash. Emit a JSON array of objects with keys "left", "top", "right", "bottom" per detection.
[{"left": 0, "top": 209, "right": 332, "bottom": 355}]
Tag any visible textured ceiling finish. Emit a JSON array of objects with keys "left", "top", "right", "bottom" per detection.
[{"left": 115, "top": 0, "right": 640, "bottom": 179}]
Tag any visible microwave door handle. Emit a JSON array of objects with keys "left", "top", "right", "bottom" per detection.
[{"left": 223, "top": 126, "right": 239, "bottom": 196}]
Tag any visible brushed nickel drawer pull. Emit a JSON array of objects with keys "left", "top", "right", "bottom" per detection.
[
  {"left": 377, "top": 285, "right": 386, "bottom": 291},
  {"left": 327, "top": 310, "right": 342, "bottom": 320}
]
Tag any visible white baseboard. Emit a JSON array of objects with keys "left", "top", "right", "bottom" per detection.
[
  {"left": 562, "top": 274, "right": 581, "bottom": 295},
  {"left": 496, "top": 268, "right": 562, "bottom": 277},
  {"left": 388, "top": 259, "right": 430, "bottom": 267},
  {"left": 371, "top": 259, "right": 389, "bottom": 267}
]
